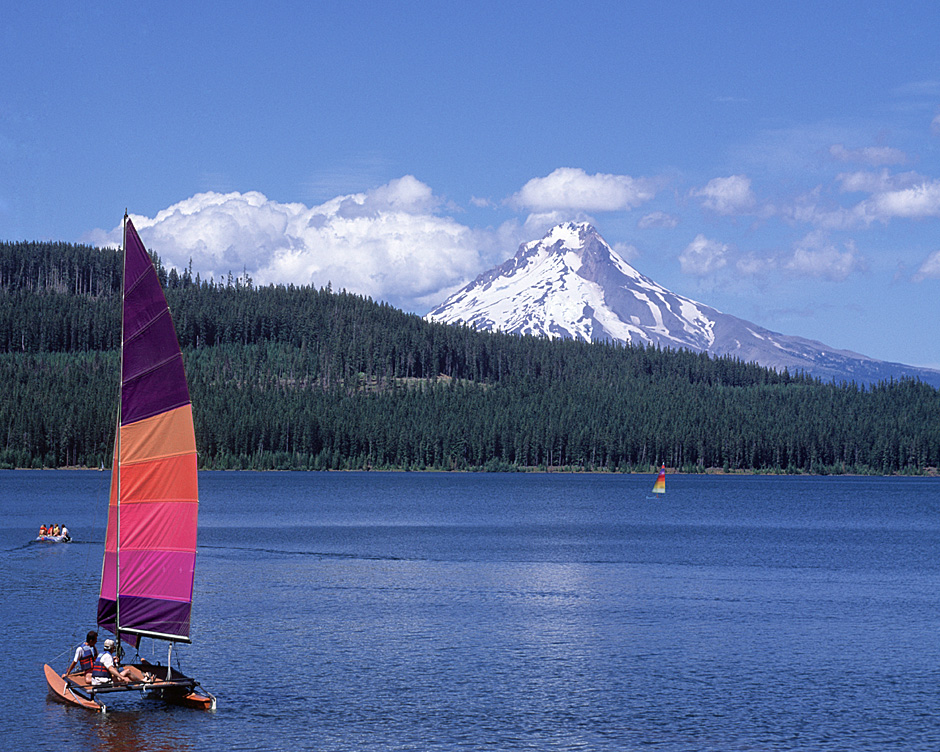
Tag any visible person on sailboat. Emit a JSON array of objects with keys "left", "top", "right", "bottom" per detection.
[
  {"left": 65, "top": 631, "right": 98, "bottom": 676},
  {"left": 90, "top": 639, "right": 133, "bottom": 686}
]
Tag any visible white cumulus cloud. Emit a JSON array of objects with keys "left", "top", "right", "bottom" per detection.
[
  {"left": 87, "top": 177, "right": 496, "bottom": 312},
  {"left": 860, "top": 180, "right": 940, "bottom": 221},
  {"left": 679, "top": 234, "right": 729, "bottom": 276},
  {"left": 691, "top": 175, "right": 756, "bottom": 215},
  {"left": 786, "top": 179, "right": 940, "bottom": 228},
  {"left": 511, "top": 167, "right": 657, "bottom": 212}
]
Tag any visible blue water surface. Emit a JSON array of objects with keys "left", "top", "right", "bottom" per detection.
[{"left": 4, "top": 470, "right": 940, "bottom": 751}]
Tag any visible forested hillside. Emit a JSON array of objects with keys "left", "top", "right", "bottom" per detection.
[{"left": 1, "top": 240, "right": 938, "bottom": 473}]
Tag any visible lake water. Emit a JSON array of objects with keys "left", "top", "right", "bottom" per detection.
[{"left": 5, "top": 470, "right": 940, "bottom": 751}]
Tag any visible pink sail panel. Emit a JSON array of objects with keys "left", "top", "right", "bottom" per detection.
[{"left": 98, "top": 218, "right": 199, "bottom": 644}]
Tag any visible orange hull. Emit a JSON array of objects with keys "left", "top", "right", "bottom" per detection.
[
  {"left": 44, "top": 664, "right": 103, "bottom": 711},
  {"left": 43, "top": 662, "right": 215, "bottom": 712}
]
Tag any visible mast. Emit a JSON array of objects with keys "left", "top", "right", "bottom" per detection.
[
  {"left": 116, "top": 211, "right": 127, "bottom": 649},
  {"left": 116, "top": 214, "right": 125, "bottom": 641}
]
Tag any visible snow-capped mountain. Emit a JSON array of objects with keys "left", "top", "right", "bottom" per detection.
[{"left": 426, "top": 222, "right": 940, "bottom": 388}]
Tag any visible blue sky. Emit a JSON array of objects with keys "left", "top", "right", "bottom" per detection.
[{"left": 2, "top": 1, "right": 939, "bottom": 369}]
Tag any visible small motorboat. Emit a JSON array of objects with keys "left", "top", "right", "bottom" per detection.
[{"left": 36, "top": 534, "right": 71, "bottom": 543}]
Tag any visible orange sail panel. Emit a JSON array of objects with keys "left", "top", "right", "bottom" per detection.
[{"left": 97, "top": 218, "right": 199, "bottom": 644}]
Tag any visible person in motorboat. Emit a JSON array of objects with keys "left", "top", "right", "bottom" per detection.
[
  {"left": 60, "top": 524, "right": 70, "bottom": 541},
  {"left": 65, "top": 631, "right": 98, "bottom": 676},
  {"left": 39, "top": 525, "right": 47, "bottom": 536},
  {"left": 91, "top": 639, "right": 134, "bottom": 686}
]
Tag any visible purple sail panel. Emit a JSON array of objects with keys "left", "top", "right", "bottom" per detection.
[
  {"left": 121, "top": 219, "right": 191, "bottom": 426},
  {"left": 118, "top": 595, "right": 192, "bottom": 641},
  {"left": 96, "top": 597, "right": 140, "bottom": 648},
  {"left": 122, "top": 312, "right": 183, "bottom": 380},
  {"left": 122, "top": 355, "right": 191, "bottom": 425},
  {"left": 97, "top": 596, "right": 116, "bottom": 636}
]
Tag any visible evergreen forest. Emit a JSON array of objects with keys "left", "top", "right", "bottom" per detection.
[{"left": 1, "top": 240, "right": 938, "bottom": 474}]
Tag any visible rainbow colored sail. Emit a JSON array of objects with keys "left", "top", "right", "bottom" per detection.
[
  {"left": 651, "top": 464, "right": 666, "bottom": 495},
  {"left": 97, "top": 217, "right": 199, "bottom": 645}
]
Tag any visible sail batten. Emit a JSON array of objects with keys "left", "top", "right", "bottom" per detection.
[{"left": 97, "top": 217, "right": 199, "bottom": 646}]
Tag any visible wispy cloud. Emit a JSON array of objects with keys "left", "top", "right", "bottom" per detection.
[
  {"left": 679, "top": 234, "right": 729, "bottom": 276},
  {"left": 829, "top": 143, "right": 907, "bottom": 166},
  {"left": 836, "top": 169, "right": 923, "bottom": 194},
  {"left": 914, "top": 249, "right": 940, "bottom": 280},
  {"left": 736, "top": 254, "right": 776, "bottom": 277},
  {"left": 783, "top": 232, "right": 865, "bottom": 281},
  {"left": 736, "top": 232, "right": 866, "bottom": 282},
  {"left": 612, "top": 241, "right": 640, "bottom": 262},
  {"left": 637, "top": 211, "right": 678, "bottom": 229}
]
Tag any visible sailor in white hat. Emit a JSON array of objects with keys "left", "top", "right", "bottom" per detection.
[{"left": 90, "top": 638, "right": 133, "bottom": 686}]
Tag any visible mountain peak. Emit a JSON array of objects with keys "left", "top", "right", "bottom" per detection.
[
  {"left": 426, "top": 225, "right": 940, "bottom": 387},
  {"left": 533, "top": 221, "right": 596, "bottom": 251}
]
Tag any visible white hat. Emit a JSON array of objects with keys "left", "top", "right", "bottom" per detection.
[{"left": 103, "top": 638, "right": 116, "bottom": 650}]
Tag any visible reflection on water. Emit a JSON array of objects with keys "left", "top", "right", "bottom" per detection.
[{"left": 38, "top": 696, "right": 198, "bottom": 752}]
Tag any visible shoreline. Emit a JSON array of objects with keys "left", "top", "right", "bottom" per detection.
[{"left": 8, "top": 465, "right": 939, "bottom": 477}]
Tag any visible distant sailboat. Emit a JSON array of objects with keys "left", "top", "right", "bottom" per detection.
[
  {"left": 651, "top": 464, "right": 666, "bottom": 495},
  {"left": 44, "top": 215, "right": 214, "bottom": 712}
]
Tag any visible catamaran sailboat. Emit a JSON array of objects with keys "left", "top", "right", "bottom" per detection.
[
  {"left": 44, "top": 216, "right": 214, "bottom": 712},
  {"left": 651, "top": 463, "right": 666, "bottom": 496}
]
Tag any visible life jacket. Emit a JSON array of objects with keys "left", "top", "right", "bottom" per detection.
[
  {"left": 91, "top": 653, "right": 113, "bottom": 680},
  {"left": 39, "top": 526, "right": 46, "bottom": 535},
  {"left": 77, "top": 644, "right": 97, "bottom": 672}
]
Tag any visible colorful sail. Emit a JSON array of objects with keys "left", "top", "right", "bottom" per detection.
[
  {"left": 652, "top": 464, "right": 666, "bottom": 495},
  {"left": 97, "top": 217, "right": 199, "bottom": 645}
]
